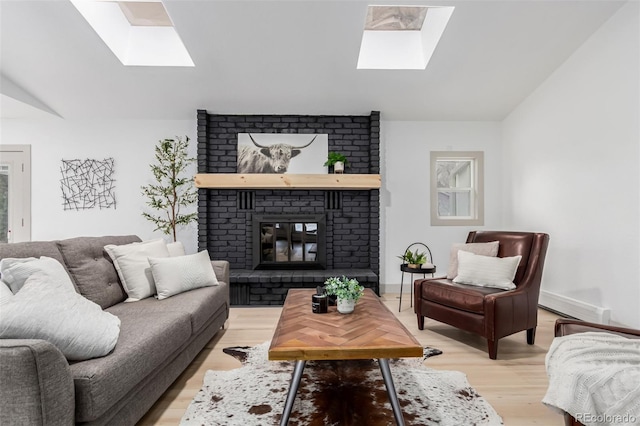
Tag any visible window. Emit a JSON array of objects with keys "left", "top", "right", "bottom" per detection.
[
  {"left": 0, "top": 145, "right": 31, "bottom": 242},
  {"left": 430, "top": 151, "right": 483, "bottom": 226}
]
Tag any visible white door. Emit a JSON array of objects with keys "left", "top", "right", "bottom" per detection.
[{"left": 0, "top": 145, "right": 31, "bottom": 243}]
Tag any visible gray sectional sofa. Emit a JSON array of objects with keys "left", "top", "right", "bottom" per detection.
[{"left": 0, "top": 235, "right": 230, "bottom": 425}]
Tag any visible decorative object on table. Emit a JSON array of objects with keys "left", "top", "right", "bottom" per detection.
[
  {"left": 323, "top": 276, "right": 364, "bottom": 314},
  {"left": 398, "top": 242, "right": 435, "bottom": 312},
  {"left": 311, "top": 286, "right": 328, "bottom": 314},
  {"left": 398, "top": 248, "right": 428, "bottom": 269},
  {"left": 60, "top": 158, "right": 116, "bottom": 211},
  {"left": 323, "top": 151, "right": 349, "bottom": 174},
  {"left": 141, "top": 136, "right": 197, "bottom": 242},
  {"left": 237, "top": 133, "right": 328, "bottom": 174},
  {"left": 181, "top": 342, "right": 502, "bottom": 426}
]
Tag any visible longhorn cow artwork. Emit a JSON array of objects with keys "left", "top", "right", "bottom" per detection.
[{"left": 237, "top": 133, "right": 328, "bottom": 174}]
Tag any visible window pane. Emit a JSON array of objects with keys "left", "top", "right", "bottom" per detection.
[
  {"left": 431, "top": 151, "right": 483, "bottom": 226},
  {"left": 438, "top": 190, "right": 471, "bottom": 217},
  {"left": 436, "top": 160, "right": 472, "bottom": 188}
]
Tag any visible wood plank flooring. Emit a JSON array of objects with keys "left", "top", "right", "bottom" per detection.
[{"left": 138, "top": 294, "right": 564, "bottom": 425}]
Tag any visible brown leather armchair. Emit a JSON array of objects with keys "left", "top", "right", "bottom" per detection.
[
  {"left": 414, "top": 231, "right": 549, "bottom": 359},
  {"left": 553, "top": 318, "right": 640, "bottom": 426}
]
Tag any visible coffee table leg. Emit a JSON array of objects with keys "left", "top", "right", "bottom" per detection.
[
  {"left": 378, "top": 358, "right": 405, "bottom": 426},
  {"left": 280, "top": 360, "right": 306, "bottom": 426}
]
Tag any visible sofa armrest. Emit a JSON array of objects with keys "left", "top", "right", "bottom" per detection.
[
  {"left": 554, "top": 318, "right": 640, "bottom": 339},
  {"left": 0, "top": 339, "right": 75, "bottom": 426},
  {"left": 211, "top": 260, "right": 230, "bottom": 285}
]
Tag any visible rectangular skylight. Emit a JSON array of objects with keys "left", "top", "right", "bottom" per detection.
[
  {"left": 357, "top": 5, "right": 455, "bottom": 70},
  {"left": 70, "top": 0, "right": 194, "bottom": 67}
]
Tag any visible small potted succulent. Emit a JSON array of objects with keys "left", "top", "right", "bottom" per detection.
[
  {"left": 397, "top": 249, "right": 428, "bottom": 269},
  {"left": 323, "top": 152, "right": 349, "bottom": 174},
  {"left": 323, "top": 276, "right": 364, "bottom": 314}
]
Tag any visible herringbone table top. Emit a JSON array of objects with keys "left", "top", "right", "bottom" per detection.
[{"left": 269, "top": 289, "right": 422, "bottom": 361}]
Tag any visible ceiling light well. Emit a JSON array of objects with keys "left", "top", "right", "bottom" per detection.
[
  {"left": 70, "top": 0, "right": 194, "bottom": 67},
  {"left": 357, "top": 5, "right": 455, "bottom": 70}
]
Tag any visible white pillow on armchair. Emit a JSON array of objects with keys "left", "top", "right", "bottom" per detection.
[{"left": 453, "top": 250, "right": 521, "bottom": 290}]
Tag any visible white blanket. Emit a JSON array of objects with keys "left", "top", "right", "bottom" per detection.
[{"left": 543, "top": 332, "right": 640, "bottom": 426}]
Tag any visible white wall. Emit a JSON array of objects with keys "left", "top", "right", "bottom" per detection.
[
  {"left": 502, "top": 1, "right": 640, "bottom": 328},
  {"left": 380, "top": 121, "right": 503, "bottom": 292},
  {"left": 0, "top": 117, "right": 199, "bottom": 253}
]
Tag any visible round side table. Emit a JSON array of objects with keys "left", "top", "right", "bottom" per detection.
[{"left": 399, "top": 264, "right": 436, "bottom": 312}]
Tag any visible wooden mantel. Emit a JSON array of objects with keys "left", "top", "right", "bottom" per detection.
[{"left": 194, "top": 173, "right": 381, "bottom": 190}]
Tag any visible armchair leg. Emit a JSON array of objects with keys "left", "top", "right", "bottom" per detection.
[
  {"left": 417, "top": 315, "right": 425, "bottom": 330},
  {"left": 527, "top": 327, "right": 536, "bottom": 345},
  {"left": 487, "top": 339, "right": 498, "bottom": 360}
]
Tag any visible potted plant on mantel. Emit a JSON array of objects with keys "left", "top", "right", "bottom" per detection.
[
  {"left": 397, "top": 249, "right": 428, "bottom": 269},
  {"left": 323, "top": 152, "right": 349, "bottom": 174},
  {"left": 324, "top": 276, "right": 365, "bottom": 314}
]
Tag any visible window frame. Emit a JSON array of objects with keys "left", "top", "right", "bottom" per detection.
[{"left": 430, "top": 151, "right": 484, "bottom": 226}]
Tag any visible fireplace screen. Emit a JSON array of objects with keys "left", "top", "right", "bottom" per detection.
[{"left": 253, "top": 215, "right": 325, "bottom": 269}]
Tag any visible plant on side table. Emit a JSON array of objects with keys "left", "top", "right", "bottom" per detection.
[
  {"left": 141, "top": 136, "right": 198, "bottom": 242},
  {"left": 323, "top": 152, "right": 349, "bottom": 174},
  {"left": 398, "top": 249, "right": 428, "bottom": 269},
  {"left": 324, "top": 276, "right": 364, "bottom": 314}
]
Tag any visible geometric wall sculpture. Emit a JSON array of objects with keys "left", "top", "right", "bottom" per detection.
[{"left": 60, "top": 158, "right": 116, "bottom": 210}]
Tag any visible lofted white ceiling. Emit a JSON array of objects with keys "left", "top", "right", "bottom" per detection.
[{"left": 0, "top": 0, "right": 628, "bottom": 121}]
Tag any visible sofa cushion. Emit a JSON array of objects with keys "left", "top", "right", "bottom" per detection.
[
  {"left": 419, "top": 278, "right": 504, "bottom": 314},
  {"left": 57, "top": 235, "right": 141, "bottom": 309},
  {"left": 70, "top": 308, "right": 191, "bottom": 422},
  {"left": 107, "top": 283, "right": 228, "bottom": 335}
]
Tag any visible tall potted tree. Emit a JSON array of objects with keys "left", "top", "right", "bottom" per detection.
[{"left": 141, "top": 136, "right": 197, "bottom": 242}]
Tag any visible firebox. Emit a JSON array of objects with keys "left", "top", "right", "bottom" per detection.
[{"left": 252, "top": 214, "right": 326, "bottom": 270}]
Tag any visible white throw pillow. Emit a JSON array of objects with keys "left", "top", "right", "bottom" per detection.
[
  {"left": 447, "top": 241, "right": 500, "bottom": 279},
  {"left": 453, "top": 250, "right": 521, "bottom": 290},
  {"left": 149, "top": 250, "right": 219, "bottom": 300},
  {"left": 104, "top": 239, "right": 170, "bottom": 302},
  {"left": 0, "top": 256, "right": 75, "bottom": 293},
  {"left": 0, "top": 281, "right": 13, "bottom": 307},
  {"left": 0, "top": 272, "right": 121, "bottom": 361},
  {"left": 166, "top": 241, "right": 186, "bottom": 257}
]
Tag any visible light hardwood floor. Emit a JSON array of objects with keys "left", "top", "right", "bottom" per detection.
[{"left": 138, "top": 294, "right": 564, "bottom": 425}]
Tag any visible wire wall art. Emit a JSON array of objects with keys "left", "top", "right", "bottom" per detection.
[{"left": 60, "top": 158, "right": 116, "bottom": 211}]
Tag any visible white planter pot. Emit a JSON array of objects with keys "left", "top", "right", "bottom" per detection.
[
  {"left": 337, "top": 298, "right": 355, "bottom": 314},
  {"left": 334, "top": 161, "right": 344, "bottom": 174}
]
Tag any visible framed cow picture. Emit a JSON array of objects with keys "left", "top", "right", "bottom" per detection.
[{"left": 237, "top": 133, "right": 329, "bottom": 174}]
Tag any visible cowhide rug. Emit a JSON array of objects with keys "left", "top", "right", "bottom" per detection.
[{"left": 181, "top": 342, "right": 503, "bottom": 426}]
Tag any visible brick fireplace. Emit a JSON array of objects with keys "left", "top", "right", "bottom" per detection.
[{"left": 197, "top": 110, "right": 380, "bottom": 305}]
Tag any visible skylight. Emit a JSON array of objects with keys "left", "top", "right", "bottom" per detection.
[
  {"left": 70, "top": 0, "right": 194, "bottom": 67},
  {"left": 357, "top": 5, "right": 455, "bottom": 70}
]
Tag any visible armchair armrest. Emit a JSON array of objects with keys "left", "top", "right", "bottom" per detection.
[
  {"left": 0, "top": 339, "right": 75, "bottom": 425},
  {"left": 554, "top": 318, "right": 640, "bottom": 339},
  {"left": 211, "top": 260, "right": 230, "bottom": 285}
]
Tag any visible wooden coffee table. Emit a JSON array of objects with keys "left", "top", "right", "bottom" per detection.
[{"left": 269, "top": 288, "right": 423, "bottom": 426}]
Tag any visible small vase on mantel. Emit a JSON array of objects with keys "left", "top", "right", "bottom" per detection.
[{"left": 336, "top": 298, "right": 356, "bottom": 314}]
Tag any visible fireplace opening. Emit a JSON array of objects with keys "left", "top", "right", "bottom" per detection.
[{"left": 252, "top": 214, "right": 326, "bottom": 270}]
